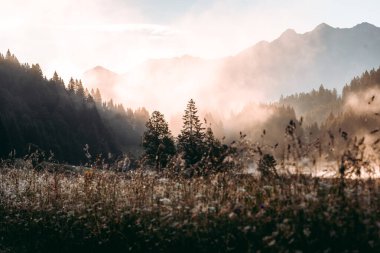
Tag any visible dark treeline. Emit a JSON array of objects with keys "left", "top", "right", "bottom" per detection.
[
  {"left": 279, "top": 68, "right": 380, "bottom": 125},
  {"left": 278, "top": 67, "right": 380, "bottom": 139},
  {"left": 141, "top": 99, "right": 228, "bottom": 176},
  {"left": 277, "top": 67, "right": 380, "bottom": 161},
  {"left": 279, "top": 85, "right": 342, "bottom": 125},
  {"left": 0, "top": 50, "right": 147, "bottom": 164}
]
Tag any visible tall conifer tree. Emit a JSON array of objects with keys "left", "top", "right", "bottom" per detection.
[
  {"left": 177, "top": 99, "right": 205, "bottom": 165},
  {"left": 143, "top": 111, "right": 175, "bottom": 169}
]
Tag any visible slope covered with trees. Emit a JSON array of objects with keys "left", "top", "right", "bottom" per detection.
[
  {"left": 0, "top": 51, "right": 146, "bottom": 164},
  {"left": 279, "top": 85, "right": 342, "bottom": 125}
]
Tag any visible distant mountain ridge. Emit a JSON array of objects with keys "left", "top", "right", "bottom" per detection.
[
  {"left": 83, "top": 66, "right": 121, "bottom": 101},
  {"left": 223, "top": 22, "right": 380, "bottom": 97},
  {"left": 83, "top": 22, "right": 380, "bottom": 116}
]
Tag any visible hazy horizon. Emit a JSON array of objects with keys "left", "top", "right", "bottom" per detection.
[
  {"left": 2, "top": 0, "right": 380, "bottom": 81},
  {"left": 3, "top": 0, "right": 380, "bottom": 136}
]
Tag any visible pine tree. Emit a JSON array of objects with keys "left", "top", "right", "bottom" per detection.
[
  {"left": 5, "top": 49, "right": 11, "bottom": 60},
  {"left": 67, "top": 78, "right": 75, "bottom": 93},
  {"left": 4, "top": 50, "right": 19, "bottom": 65},
  {"left": 204, "top": 126, "right": 223, "bottom": 162},
  {"left": 187, "top": 120, "right": 226, "bottom": 174},
  {"left": 84, "top": 88, "right": 89, "bottom": 98},
  {"left": 52, "top": 71, "right": 60, "bottom": 82},
  {"left": 31, "top": 64, "right": 43, "bottom": 78},
  {"left": 93, "top": 88, "right": 102, "bottom": 105},
  {"left": 177, "top": 99, "right": 205, "bottom": 165},
  {"left": 75, "top": 80, "right": 85, "bottom": 98},
  {"left": 143, "top": 111, "right": 176, "bottom": 170},
  {"left": 51, "top": 71, "right": 64, "bottom": 87},
  {"left": 116, "top": 104, "right": 125, "bottom": 114},
  {"left": 107, "top": 99, "right": 114, "bottom": 109}
]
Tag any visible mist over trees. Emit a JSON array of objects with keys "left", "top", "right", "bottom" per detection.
[
  {"left": 82, "top": 22, "right": 380, "bottom": 119},
  {"left": 200, "top": 67, "right": 380, "bottom": 166},
  {"left": 0, "top": 50, "right": 147, "bottom": 164},
  {"left": 279, "top": 85, "right": 342, "bottom": 125},
  {"left": 1, "top": 50, "right": 380, "bottom": 168},
  {"left": 142, "top": 100, "right": 227, "bottom": 175}
]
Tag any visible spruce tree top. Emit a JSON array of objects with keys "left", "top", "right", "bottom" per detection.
[{"left": 181, "top": 99, "right": 204, "bottom": 137}]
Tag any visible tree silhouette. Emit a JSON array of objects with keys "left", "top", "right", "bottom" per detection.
[
  {"left": 143, "top": 111, "right": 175, "bottom": 170},
  {"left": 177, "top": 99, "right": 205, "bottom": 166},
  {"left": 0, "top": 50, "right": 145, "bottom": 164},
  {"left": 92, "top": 88, "right": 102, "bottom": 104},
  {"left": 67, "top": 78, "right": 75, "bottom": 94},
  {"left": 50, "top": 71, "right": 65, "bottom": 87},
  {"left": 202, "top": 125, "right": 226, "bottom": 171},
  {"left": 75, "top": 80, "right": 85, "bottom": 98}
]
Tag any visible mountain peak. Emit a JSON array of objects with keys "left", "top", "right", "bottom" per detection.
[
  {"left": 353, "top": 22, "right": 378, "bottom": 30},
  {"left": 92, "top": 65, "right": 111, "bottom": 72},
  {"left": 93, "top": 65, "right": 105, "bottom": 70},
  {"left": 280, "top": 28, "right": 297, "bottom": 38},
  {"left": 313, "top": 23, "right": 334, "bottom": 32},
  {"left": 85, "top": 66, "right": 117, "bottom": 76},
  {"left": 281, "top": 29, "right": 297, "bottom": 36}
]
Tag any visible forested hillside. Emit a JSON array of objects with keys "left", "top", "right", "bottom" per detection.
[
  {"left": 2, "top": 49, "right": 380, "bottom": 165},
  {"left": 279, "top": 85, "right": 342, "bottom": 125},
  {"left": 211, "top": 67, "right": 380, "bottom": 163},
  {"left": 0, "top": 51, "right": 147, "bottom": 164}
]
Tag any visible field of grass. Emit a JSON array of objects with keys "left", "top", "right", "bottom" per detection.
[{"left": 1, "top": 165, "right": 380, "bottom": 253}]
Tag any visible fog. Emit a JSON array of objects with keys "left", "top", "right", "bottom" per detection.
[
  {"left": 81, "top": 21, "right": 380, "bottom": 137},
  {"left": 2, "top": 0, "right": 380, "bottom": 135},
  {"left": 344, "top": 87, "right": 380, "bottom": 114},
  {"left": 2, "top": 0, "right": 380, "bottom": 79}
]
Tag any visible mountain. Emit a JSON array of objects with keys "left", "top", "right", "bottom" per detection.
[
  {"left": 82, "top": 66, "right": 122, "bottom": 102},
  {"left": 83, "top": 23, "right": 380, "bottom": 118},
  {"left": 222, "top": 22, "right": 380, "bottom": 100}
]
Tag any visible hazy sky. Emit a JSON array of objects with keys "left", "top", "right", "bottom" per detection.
[{"left": 1, "top": 0, "right": 380, "bottom": 80}]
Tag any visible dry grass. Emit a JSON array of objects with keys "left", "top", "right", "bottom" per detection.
[{"left": 1, "top": 166, "right": 380, "bottom": 252}]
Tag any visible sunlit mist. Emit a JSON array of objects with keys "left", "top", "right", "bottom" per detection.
[{"left": 2, "top": 0, "right": 380, "bottom": 123}]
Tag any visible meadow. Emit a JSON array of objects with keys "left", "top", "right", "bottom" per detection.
[{"left": 1, "top": 162, "right": 380, "bottom": 253}]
